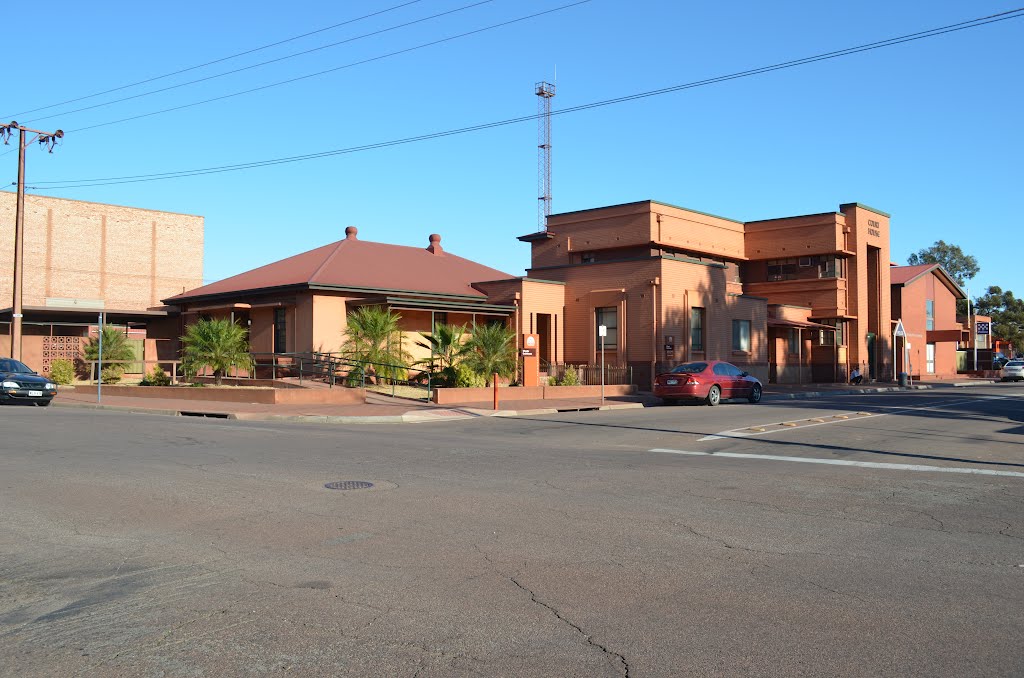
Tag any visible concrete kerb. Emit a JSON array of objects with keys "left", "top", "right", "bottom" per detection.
[{"left": 763, "top": 385, "right": 935, "bottom": 401}]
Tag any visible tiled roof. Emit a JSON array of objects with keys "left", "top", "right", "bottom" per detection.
[
  {"left": 167, "top": 232, "right": 512, "bottom": 302},
  {"left": 890, "top": 264, "right": 937, "bottom": 286}
]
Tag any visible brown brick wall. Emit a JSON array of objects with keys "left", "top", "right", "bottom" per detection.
[{"left": 0, "top": 192, "right": 203, "bottom": 311}]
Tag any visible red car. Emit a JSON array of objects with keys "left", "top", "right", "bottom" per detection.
[{"left": 653, "top": 360, "right": 762, "bottom": 406}]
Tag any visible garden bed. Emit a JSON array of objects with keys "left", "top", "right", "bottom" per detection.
[
  {"left": 432, "top": 384, "right": 636, "bottom": 405},
  {"left": 73, "top": 384, "right": 365, "bottom": 405}
]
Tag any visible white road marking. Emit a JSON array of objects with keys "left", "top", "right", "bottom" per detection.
[
  {"left": 649, "top": 449, "right": 1024, "bottom": 478},
  {"left": 697, "top": 397, "right": 992, "bottom": 442}
]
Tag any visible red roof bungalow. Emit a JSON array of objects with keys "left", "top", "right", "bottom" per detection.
[
  {"left": 164, "top": 227, "right": 564, "bottom": 370},
  {"left": 890, "top": 263, "right": 966, "bottom": 379}
]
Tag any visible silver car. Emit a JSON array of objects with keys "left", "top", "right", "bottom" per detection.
[{"left": 1000, "top": 360, "right": 1024, "bottom": 382}]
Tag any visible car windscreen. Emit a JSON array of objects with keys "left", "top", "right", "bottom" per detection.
[
  {"left": 1006, "top": 361, "right": 1024, "bottom": 367},
  {"left": 0, "top": 359, "right": 33, "bottom": 373},
  {"left": 670, "top": 362, "right": 708, "bottom": 374}
]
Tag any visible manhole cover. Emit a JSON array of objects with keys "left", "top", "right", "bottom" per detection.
[{"left": 324, "top": 480, "right": 375, "bottom": 491}]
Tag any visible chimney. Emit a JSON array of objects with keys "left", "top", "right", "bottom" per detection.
[
  {"left": 345, "top": 226, "right": 358, "bottom": 240},
  {"left": 427, "top": 233, "right": 443, "bottom": 254}
]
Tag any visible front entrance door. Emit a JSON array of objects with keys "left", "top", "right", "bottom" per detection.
[{"left": 866, "top": 332, "right": 877, "bottom": 380}]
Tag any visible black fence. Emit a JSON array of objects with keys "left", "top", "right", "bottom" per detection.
[{"left": 547, "top": 363, "right": 633, "bottom": 386}]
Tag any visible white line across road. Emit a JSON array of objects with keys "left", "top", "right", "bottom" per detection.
[
  {"left": 697, "top": 396, "right": 1013, "bottom": 442},
  {"left": 649, "top": 449, "right": 1024, "bottom": 478}
]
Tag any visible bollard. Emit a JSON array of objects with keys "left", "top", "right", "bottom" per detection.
[{"left": 493, "top": 373, "right": 499, "bottom": 411}]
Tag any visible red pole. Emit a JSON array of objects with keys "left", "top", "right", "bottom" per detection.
[{"left": 493, "top": 372, "right": 499, "bottom": 411}]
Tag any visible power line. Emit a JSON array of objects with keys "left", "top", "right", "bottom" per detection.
[
  {"left": 31, "top": 7, "right": 1024, "bottom": 190},
  {"left": 62, "top": 0, "right": 592, "bottom": 134},
  {"left": 2, "top": 0, "right": 426, "bottom": 120},
  {"left": 25, "top": 0, "right": 500, "bottom": 125}
]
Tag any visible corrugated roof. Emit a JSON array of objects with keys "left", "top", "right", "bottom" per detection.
[{"left": 167, "top": 233, "right": 512, "bottom": 302}]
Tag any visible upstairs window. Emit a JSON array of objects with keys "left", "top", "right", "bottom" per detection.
[
  {"left": 926, "top": 300, "right": 935, "bottom": 331},
  {"left": 766, "top": 256, "right": 845, "bottom": 281}
]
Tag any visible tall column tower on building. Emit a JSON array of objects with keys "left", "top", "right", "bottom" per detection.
[{"left": 535, "top": 81, "right": 555, "bottom": 232}]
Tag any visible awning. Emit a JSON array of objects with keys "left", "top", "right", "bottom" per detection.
[
  {"left": 767, "top": 317, "right": 837, "bottom": 330},
  {"left": 349, "top": 296, "right": 516, "bottom": 317},
  {"left": 0, "top": 305, "right": 173, "bottom": 325}
]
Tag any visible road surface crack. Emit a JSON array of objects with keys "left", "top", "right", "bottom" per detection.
[{"left": 509, "top": 576, "right": 630, "bottom": 678}]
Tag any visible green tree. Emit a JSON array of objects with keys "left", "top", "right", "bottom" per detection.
[
  {"left": 463, "top": 322, "right": 517, "bottom": 387},
  {"left": 907, "top": 240, "right": 979, "bottom": 286},
  {"left": 180, "top": 318, "right": 254, "bottom": 386},
  {"left": 340, "top": 306, "right": 411, "bottom": 382},
  {"left": 82, "top": 326, "right": 136, "bottom": 381},
  {"left": 974, "top": 286, "right": 1024, "bottom": 350}
]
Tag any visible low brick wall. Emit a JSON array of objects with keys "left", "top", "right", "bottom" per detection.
[
  {"left": 74, "top": 385, "right": 365, "bottom": 405},
  {"left": 432, "top": 384, "right": 636, "bottom": 405}
]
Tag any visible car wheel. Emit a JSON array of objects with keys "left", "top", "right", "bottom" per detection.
[
  {"left": 748, "top": 384, "right": 762, "bottom": 404},
  {"left": 706, "top": 385, "right": 721, "bottom": 406}
]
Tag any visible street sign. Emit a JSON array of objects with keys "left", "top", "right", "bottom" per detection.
[
  {"left": 976, "top": 321, "right": 990, "bottom": 335},
  {"left": 894, "top": 319, "right": 906, "bottom": 338},
  {"left": 598, "top": 324, "right": 607, "bottom": 337}
]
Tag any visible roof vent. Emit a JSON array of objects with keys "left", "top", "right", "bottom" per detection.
[
  {"left": 427, "top": 233, "right": 443, "bottom": 254},
  {"left": 345, "top": 226, "right": 358, "bottom": 240}
]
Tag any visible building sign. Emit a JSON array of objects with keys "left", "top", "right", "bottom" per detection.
[
  {"left": 976, "top": 321, "right": 990, "bottom": 335},
  {"left": 522, "top": 348, "right": 536, "bottom": 357},
  {"left": 867, "top": 219, "right": 881, "bottom": 238},
  {"left": 525, "top": 335, "right": 536, "bottom": 347}
]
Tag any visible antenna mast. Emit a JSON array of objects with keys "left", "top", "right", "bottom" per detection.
[{"left": 535, "top": 81, "right": 555, "bottom": 231}]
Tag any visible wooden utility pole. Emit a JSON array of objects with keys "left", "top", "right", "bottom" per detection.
[{"left": 2, "top": 122, "right": 63, "bottom": 360}]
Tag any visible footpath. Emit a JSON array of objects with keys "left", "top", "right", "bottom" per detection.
[{"left": 51, "top": 378, "right": 1001, "bottom": 425}]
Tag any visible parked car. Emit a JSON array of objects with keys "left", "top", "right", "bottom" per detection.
[
  {"left": 1000, "top": 360, "right": 1024, "bottom": 382},
  {"left": 0, "top": 358, "right": 58, "bottom": 406},
  {"left": 653, "top": 360, "right": 762, "bottom": 406}
]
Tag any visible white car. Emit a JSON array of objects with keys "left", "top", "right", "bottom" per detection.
[{"left": 1000, "top": 360, "right": 1024, "bottom": 382}]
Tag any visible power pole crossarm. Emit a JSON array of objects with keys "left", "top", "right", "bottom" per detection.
[{"left": 2, "top": 121, "right": 63, "bottom": 361}]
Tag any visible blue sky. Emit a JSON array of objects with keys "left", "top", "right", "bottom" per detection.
[{"left": 4, "top": 1, "right": 1021, "bottom": 297}]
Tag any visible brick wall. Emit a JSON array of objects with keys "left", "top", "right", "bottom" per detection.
[{"left": 0, "top": 192, "right": 204, "bottom": 311}]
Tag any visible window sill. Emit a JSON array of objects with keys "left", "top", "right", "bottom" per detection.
[{"left": 732, "top": 350, "right": 751, "bottom": 356}]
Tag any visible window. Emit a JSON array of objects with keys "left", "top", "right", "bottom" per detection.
[
  {"left": 926, "top": 300, "right": 935, "bottom": 331},
  {"left": 433, "top": 312, "right": 448, "bottom": 330},
  {"left": 671, "top": 362, "right": 708, "bottom": 374},
  {"left": 816, "top": 319, "right": 846, "bottom": 346},
  {"left": 766, "top": 256, "right": 844, "bottom": 281},
  {"left": 581, "top": 253, "right": 596, "bottom": 264},
  {"left": 732, "top": 319, "right": 751, "bottom": 352},
  {"left": 690, "top": 307, "right": 705, "bottom": 352},
  {"left": 595, "top": 307, "right": 617, "bottom": 349},
  {"left": 788, "top": 329, "right": 800, "bottom": 355},
  {"left": 274, "top": 308, "right": 287, "bottom": 353},
  {"left": 926, "top": 343, "right": 936, "bottom": 373}
]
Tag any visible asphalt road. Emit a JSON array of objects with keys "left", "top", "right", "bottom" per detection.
[{"left": 1, "top": 385, "right": 1023, "bottom": 677}]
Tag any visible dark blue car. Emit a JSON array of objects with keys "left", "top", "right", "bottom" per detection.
[{"left": 0, "top": 358, "right": 58, "bottom": 406}]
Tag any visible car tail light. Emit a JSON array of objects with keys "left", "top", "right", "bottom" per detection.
[{"left": 684, "top": 376, "right": 700, "bottom": 386}]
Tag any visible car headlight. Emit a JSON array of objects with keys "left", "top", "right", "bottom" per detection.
[
  {"left": 45, "top": 383, "right": 56, "bottom": 390},
  {"left": 2, "top": 381, "right": 18, "bottom": 389}
]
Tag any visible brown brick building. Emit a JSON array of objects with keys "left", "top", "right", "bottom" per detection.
[{"left": 0, "top": 192, "right": 204, "bottom": 372}]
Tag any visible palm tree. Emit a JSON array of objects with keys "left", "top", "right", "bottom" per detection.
[
  {"left": 82, "top": 326, "right": 137, "bottom": 381},
  {"left": 415, "top": 323, "right": 467, "bottom": 381},
  {"left": 463, "top": 322, "right": 517, "bottom": 387},
  {"left": 180, "top": 318, "right": 254, "bottom": 386},
  {"left": 340, "top": 306, "right": 411, "bottom": 382}
]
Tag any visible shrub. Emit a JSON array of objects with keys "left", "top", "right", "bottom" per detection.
[
  {"left": 82, "top": 327, "right": 137, "bottom": 377},
  {"left": 49, "top": 359, "right": 75, "bottom": 385},
  {"left": 101, "top": 365, "right": 124, "bottom": 384},
  {"left": 140, "top": 365, "right": 172, "bottom": 386},
  {"left": 557, "top": 365, "right": 581, "bottom": 386},
  {"left": 463, "top": 323, "right": 517, "bottom": 387},
  {"left": 340, "top": 306, "right": 411, "bottom": 382}
]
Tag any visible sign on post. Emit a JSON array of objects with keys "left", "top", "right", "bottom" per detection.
[{"left": 976, "top": 321, "right": 990, "bottom": 335}]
